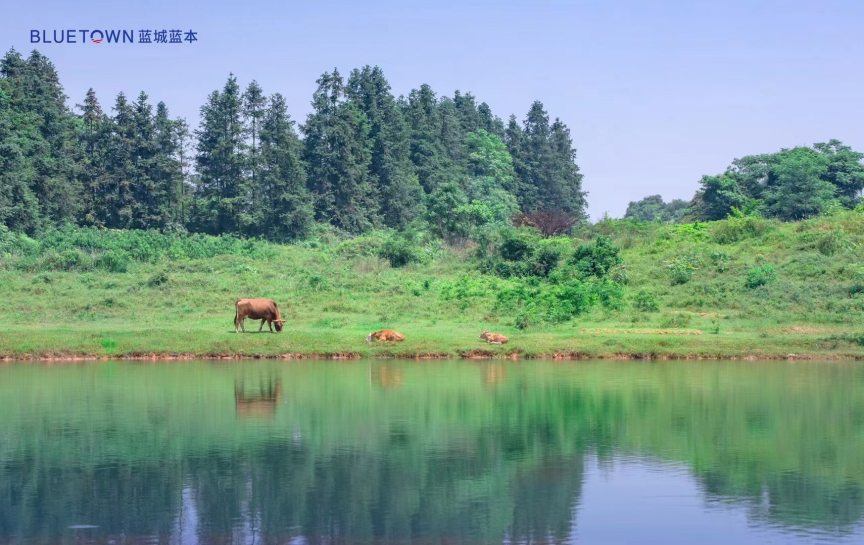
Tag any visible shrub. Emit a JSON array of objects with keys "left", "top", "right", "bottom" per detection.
[
  {"left": 712, "top": 216, "right": 771, "bottom": 244},
  {"left": 499, "top": 228, "right": 537, "bottom": 262},
  {"left": 512, "top": 209, "right": 577, "bottom": 237},
  {"left": 660, "top": 312, "right": 692, "bottom": 328},
  {"left": 570, "top": 236, "right": 621, "bottom": 278},
  {"left": 95, "top": 250, "right": 131, "bottom": 273},
  {"left": 665, "top": 255, "right": 699, "bottom": 285},
  {"left": 745, "top": 264, "right": 777, "bottom": 288},
  {"left": 633, "top": 290, "right": 660, "bottom": 312},
  {"left": 530, "top": 246, "right": 562, "bottom": 278},
  {"left": 380, "top": 235, "right": 422, "bottom": 268}
]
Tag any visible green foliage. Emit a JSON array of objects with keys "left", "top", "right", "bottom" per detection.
[
  {"left": 570, "top": 236, "right": 621, "bottom": 279},
  {"left": 379, "top": 231, "right": 423, "bottom": 268},
  {"left": 745, "top": 264, "right": 777, "bottom": 289},
  {"left": 692, "top": 141, "right": 864, "bottom": 222},
  {"left": 624, "top": 195, "right": 689, "bottom": 222},
  {"left": 664, "top": 255, "right": 700, "bottom": 285},
  {"left": 499, "top": 228, "right": 537, "bottom": 262},
  {"left": 632, "top": 290, "right": 660, "bottom": 312},
  {"left": 660, "top": 312, "right": 692, "bottom": 328}
]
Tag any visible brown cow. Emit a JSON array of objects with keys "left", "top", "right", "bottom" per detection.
[
  {"left": 366, "top": 330, "right": 406, "bottom": 343},
  {"left": 480, "top": 331, "right": 509, "bottom": 344},
  {"left": 234, "top": 299, "right": 285, "bottom": 333}
]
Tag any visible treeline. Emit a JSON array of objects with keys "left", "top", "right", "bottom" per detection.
[
  {"left": 626, "top": 142, "right": 864, "bottom": 222},
  {"left": 0, "top": 49, "right": 586, "bottom": 240}
]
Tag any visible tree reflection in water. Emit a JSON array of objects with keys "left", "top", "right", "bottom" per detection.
[{"left": 0, "top": 360, "right": 862, "bottom": 543}]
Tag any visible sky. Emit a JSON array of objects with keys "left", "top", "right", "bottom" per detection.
[{"left": 2, "top": 0, "right": 862, "bottom": 220}]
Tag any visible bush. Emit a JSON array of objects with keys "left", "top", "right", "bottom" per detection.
[
  {"left": 665, "top": 255, "right": 699, "bottom": 285},
  {"left": 379, "top": 232, "right": 424, "bottom": 268},
  {"left": 531, "top": 245, "right": 562, "bottom": 278},
  {"left": 570, "top": 236, "right": 622, "bottom": 279},
  {"left": 633, "top": 290, "right": 660, "bottom": 312},
  {"left": 711, "top": 216, "right": 771, "bottom": 244},
  {"left": 499, "top": 228, "right": 537, "bottom": 262},
  {"left": 660, "top": 312, "right": 692, "bottom": 328},
  {"left": 95, "top": 250, "right": 131, "bottom": 273},
  {"left": 745, "top": 264, "right": 777, "bottom": 288}
]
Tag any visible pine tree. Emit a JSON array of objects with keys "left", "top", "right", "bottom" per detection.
[
  {"left": 0, "top": 49, "right": 79, "bottom": 231},
  {"left": 404, "top": 84, "right": 456, "bottom": 193},
  {"left": 0, "top": 50, "right": 42, "bottom": 232},
  {"left": 478, "top": 102, "right": 505, "bottom": 138},
  {"left": 512, "top": 102, "right": 586, "bottom": 217},
  {"left": 152, "top": 101, "right": 184, "bottom": 227},
  {"left": 76, "top": 88, "right": 110, "bottom": 226},
  {"left": 103, "top": 92, "right": 138, "bottom": 228},
  {"left": 258, "top": 93, "right": 313, "bottom": 240},
  {"left": 505, "top": 114, "right": 536, "bottom": 210},
  {"left": 346, "top": 66, "right": 423, "bottom": 228},
  {"left": 242, "top": 81, "right": 267, "bottom": 212},
  {"left": 194, "top": 75, "right": 248, "bottom": 234},
  {"left": 303, "top": 69, "right": 374, "bottom": 233},
  {"left": 548, "top": 118, "right": 587, "bottom": 217}
]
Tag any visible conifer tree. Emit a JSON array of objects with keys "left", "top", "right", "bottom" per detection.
[
  {"left": 303, "top": 69, "right": 374, "bottom": 233},
  {"left": 346, "top": 66, "right": 423, "bottom": 228},
  {"left": 242, "top": 81, "right": 267, "bottom": 210},
  {"left": 104, "top": 92, "right": 137, "bottom": 228},
  {"left": 152, "top": 101, "right": 184, "bottom": 227},
  {"left": 258, "top": 93, "right": 313, "bottom": 240},
  {"left": 194, "top": 75, "right": 248, "bottom": 234},
  {"left": 76, "top": 88, "right": 110, "bottom": 225},
  {"left": 404, "top": 84, "right": 456, "bottom": 193},
  {"left": 0, "top": 50, "right": 42, "bottom": 232}
]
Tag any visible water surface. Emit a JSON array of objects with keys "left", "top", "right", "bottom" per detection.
[{"left": 1, "top": 360, "right": 863, "bottom": 544}]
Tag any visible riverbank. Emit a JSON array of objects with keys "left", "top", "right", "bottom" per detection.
[{"left": 2, "top": 211, "right": 862, "bottom": 361}]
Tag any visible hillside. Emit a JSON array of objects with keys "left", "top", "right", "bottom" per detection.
[{"left": 1, "top": 209, "right": 863, "bottom": 360}]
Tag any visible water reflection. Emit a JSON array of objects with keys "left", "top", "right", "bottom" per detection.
[
  {"left": 234, "top": 377, "right": 282, "bottom": 419},
  {"left": 0, "top": 360, "right": 863, "bottom": 543}
]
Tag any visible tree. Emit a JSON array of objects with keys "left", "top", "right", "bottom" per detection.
[
  {"left": 403, "top": 84, "right": 457, "bottom": 193},
  {"left": 193, "top": 75, "right": 248, "bottom": 234},
  {"left": 813, "top": 140, "right": 864, "bottom": 208},
  {"left": 625, "top": 195, "right": 689, "bottom": 222},
  {"left": 763, "top": 147, "right": 836, "bottom": 220},
  {"left": 303, "top": 69, "right": 375, "bottom": 233},
  {"left": 257, "top": 93, "right": 313, "bottom": 240},
  {"left": 242, "top": 81, "right": 267, "bottom": 209},
  {"left": 152, "top": 101, "right": 184, "bottom": 227},
  {"left": 507, "top": 102, "right": 586, "bottom": 218},
  {"left": 76, "top": 88, "right": 111, "bottom": 226},
  {"left": 0, "top": 49, "right": 79, "bottom": 232},
  {"left": 346, "top": 66, "right": 423, "bottom": 229}
]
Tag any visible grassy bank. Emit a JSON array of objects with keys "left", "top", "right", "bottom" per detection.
[{"left": 1, "top": 210, "right": 863, "bottom": 360}]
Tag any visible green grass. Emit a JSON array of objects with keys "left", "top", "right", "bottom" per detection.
[{"left": 1, "top": 209, "right": 863, "bottom": 359}]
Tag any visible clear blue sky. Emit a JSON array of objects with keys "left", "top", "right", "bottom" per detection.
[{"left": 3, "top": 0, "right": 862, "bottom": 219}]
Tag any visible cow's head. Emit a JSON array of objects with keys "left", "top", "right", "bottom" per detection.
[
  {"left": 479, "top": 331, "right": 490, "bottom": 340},
  {"left": 274, "top": 319, "right": 285, "bottom": 332}
]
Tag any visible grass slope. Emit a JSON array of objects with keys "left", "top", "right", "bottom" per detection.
[{"left": 1, "top": 210, "right": 863, "bottom": 359}]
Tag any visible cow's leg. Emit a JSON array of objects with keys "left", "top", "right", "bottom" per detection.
[
  {"left": 240, "top": 318, "right": 246, "bottom": 333},
  {"left": 259, "top": 319, "right": 266, "bottom": 332},
  {"left": 268, "top": 320, "right": 274, "bottom": 332}
]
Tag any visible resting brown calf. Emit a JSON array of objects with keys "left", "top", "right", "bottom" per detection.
[
  {"left": 234, "top": 299, "right": 285, "bottom": 333},
  {"left": 366, "top": 330, "right": 406, "bottom": 343},
  {"left": 480, "top": 331, "right": 509, "bottom": 344}
]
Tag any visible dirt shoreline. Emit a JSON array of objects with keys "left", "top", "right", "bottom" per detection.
[{"left": 1, "top": 350, "right": 862, "bottom": 362}]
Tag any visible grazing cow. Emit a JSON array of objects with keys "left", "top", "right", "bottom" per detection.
[
  {"left": 480, "top": 331, "right": 509, "bottom": 344},
  {"left": 234, "top": 299, "right": 285, "bottom": 333},
  {"left": 366, "top": 330, "right": 406, "bottom": 343}
]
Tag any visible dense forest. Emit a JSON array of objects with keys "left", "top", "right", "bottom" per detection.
[
  {"left": 0, "top": 49, "right": 585, "bottom": 240},
  {"left": 2, "top": 48, "right": 862, "bottom": 244}
]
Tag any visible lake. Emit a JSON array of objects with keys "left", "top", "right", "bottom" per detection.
[{"left": 1, "top": 359, "right": 863, "bottom": 544}]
